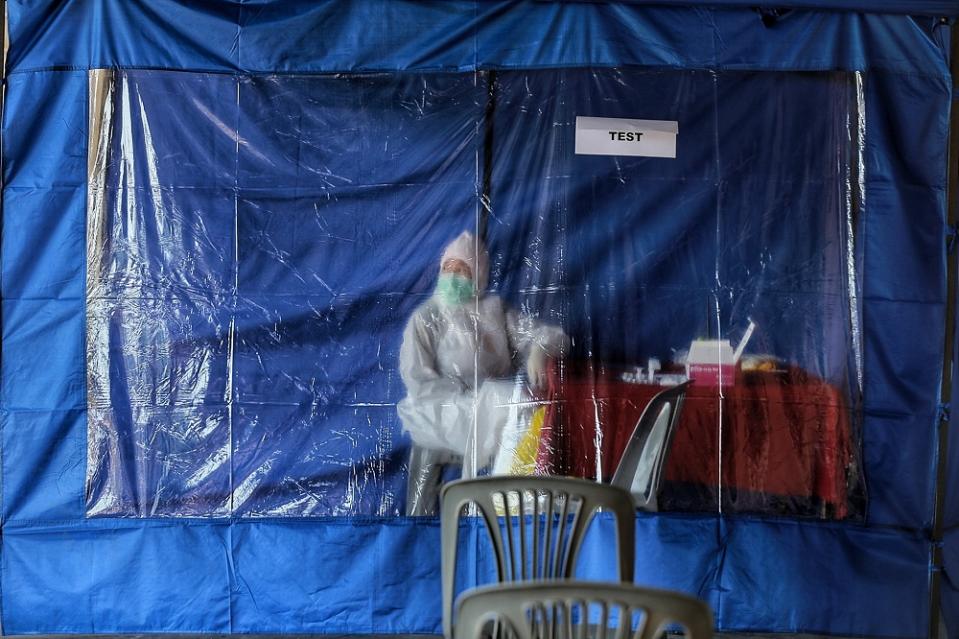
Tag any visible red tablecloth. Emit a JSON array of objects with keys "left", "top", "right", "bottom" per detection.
[{"left": 539, "top": 364, "right": 853, "bottom": 519}]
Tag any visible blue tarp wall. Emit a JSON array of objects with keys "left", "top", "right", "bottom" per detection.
[{"left": 1, "top": 1, "right": 957, "bottom": 636}]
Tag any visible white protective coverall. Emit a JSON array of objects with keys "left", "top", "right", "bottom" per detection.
[{"left": 398, "top": 231, "right": 569, "bottom": 476}]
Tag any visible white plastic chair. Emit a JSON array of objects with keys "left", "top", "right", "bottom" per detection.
[
  {"left": 455, "top": 580, "right": 713, "bottom": 639},
  {"left": 442, "top": 476, "right": 636, "bottom": 638}
]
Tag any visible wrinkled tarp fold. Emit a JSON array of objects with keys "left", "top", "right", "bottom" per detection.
[{"left": 4, "top": 2, "right": 953, "bottom": 77}]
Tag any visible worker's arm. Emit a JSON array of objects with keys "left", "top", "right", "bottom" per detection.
[{"left": 504, "top": 303, "right": 570, "bottom": 388}]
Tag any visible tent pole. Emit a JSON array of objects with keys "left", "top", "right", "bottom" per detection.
[{"left": 930, "top": 18, "right": 959, "bottom": 639}]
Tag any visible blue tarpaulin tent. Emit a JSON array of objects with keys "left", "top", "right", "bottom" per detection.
[{"left": 2, "top": 0, "right": 959, "bottom": 636}]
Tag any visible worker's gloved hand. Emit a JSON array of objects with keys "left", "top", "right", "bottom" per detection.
[{"left": 526, "top": 346, "right": 549, "bottom": 390}]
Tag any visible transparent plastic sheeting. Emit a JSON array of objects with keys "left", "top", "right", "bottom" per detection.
[{"left": 85, "top": 68, "right": 866, "bottom": 519}]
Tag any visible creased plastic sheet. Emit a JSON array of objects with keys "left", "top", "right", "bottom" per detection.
[{"left": 84, "top": 67, "right": 865, "bottom": 521}]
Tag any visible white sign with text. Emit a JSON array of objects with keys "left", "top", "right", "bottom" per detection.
[{"left": 574, "top": 116, "right": 678, "bottom": 158}]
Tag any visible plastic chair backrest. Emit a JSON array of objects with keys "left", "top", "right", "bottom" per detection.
[
  {"left": 441, "top": 476, "right": 636, "bottom": 638},
  {"left": 455, "top": 580, "right": 714, "bottom": 639},
  {"left": 610, "top": 381, "right": 691, "bottom": 511}
]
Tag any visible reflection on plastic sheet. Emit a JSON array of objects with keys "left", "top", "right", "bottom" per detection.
[{"left": 85, "top": 68, "right": 865, "bottom": 519}]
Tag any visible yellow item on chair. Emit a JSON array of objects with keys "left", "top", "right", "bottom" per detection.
[
  {"left": 509, "top": 406, "right": 546, "bottom": 475},
  {"left": 491, "top": 406, "right": 547, "bottom": 516}
]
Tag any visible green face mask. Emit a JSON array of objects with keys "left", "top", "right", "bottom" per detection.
[{"left": 435, "top": 273, "right": 476, "bottom": 306}]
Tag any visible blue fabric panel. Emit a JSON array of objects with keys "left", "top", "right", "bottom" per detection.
[
  {"left": 582, "top": 513, "right": 722, "bottom": 606},
  {"left": 947, "top": 68, "right": 959, "bottom": 530},
  {"left": 3, "top": 186, "right": 85, "bottom": 301},
  {"left": 3, "top": 71, "right": 87, "bottom": 189},
  {"left": 948, "top": 453, "right": 959, "bottom": 544},
  {"left": 1, "top": 69, "right": 90, "bottom": 529},
  {"left": 943, "top": 528, "right": 959, "bottom": 637},
  {"left": 5, "top": 2, "right": 951, "bottom": 75},
  {"left": 1, "top": 409, "right": 85, "bottom": 522},
  {"left": 237, "top": 1, "right": 479, "bottom": 73},
  {"left": 1, "top": 520, "right": 232, "bottom": 634},
  {"left": 713, "top": 12, "right": 950, "bottom": 75},
  {"left": 581, "top": 0, "right": 959, "bottom": 14},
  {"left": 858, "top": 70, "right": 950, "bottom": 529},
  {"left": 947, "top": 300, "right": 959, "bottom": 528},
  {"left": 864, "top": 183, "right": 947, "bottom": 305},
  {"left": 862, "top": 300, "right": 943, "bottom": 419},
  {"left": 865, "top": 73, "right": 950, "bottom": 187},
  {"left": 231, "top": 519, "right": 446, "bottom": 633},
  {"left": 717, "top": 518, "right": 931, "bottom": 636},
  {"left": 948, "top": 4, "right": 959, "bottom": 532},
  {"left": 474, "top": 4, "right": 715, "bottom": 70},
  {"left": 863, "top": 414, "right": 937, "bottom": 530},
  {"left": 2, "top": 72, "right": 87, "bottom": 307},
  {"left": 0, "top": 515, "right": 932, "bottom": 634},
  {"left": 6, "top": 1, "right": 242, "bottom": 73},
  {"left": 2, "top": 299, "right": 86, "bottom": 411}
]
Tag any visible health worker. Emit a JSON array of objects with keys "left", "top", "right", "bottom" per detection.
[{"left": 398, "top": 230, "right": 569, "bottom": 515}]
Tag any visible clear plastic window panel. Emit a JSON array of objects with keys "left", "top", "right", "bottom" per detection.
[{"left": 85, "top": 68, "right": 865, "bottom": 519}]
